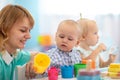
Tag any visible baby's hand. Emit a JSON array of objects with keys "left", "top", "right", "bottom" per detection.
[
  {"left": 109, "top": 46, "right": 118, "bottom": 55},
  {"left": 108, "top": 54, "right": 116, "bottom": 63},
  {"left": 98, "top": 43, "right": 106, "bottom": 52}
]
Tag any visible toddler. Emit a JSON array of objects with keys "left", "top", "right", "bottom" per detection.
[
  {"left": 76, "top": 18, "right": 116, "bottom": 68},
  {"left": 47, "top": 19, "right": 82, "bottom": 69}
]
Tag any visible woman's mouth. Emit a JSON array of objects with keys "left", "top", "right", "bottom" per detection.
[{"left": 20, "top": 40, "right": 26, "bottom": 45}]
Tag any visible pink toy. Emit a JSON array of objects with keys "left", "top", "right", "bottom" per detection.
[{"left": 48, "top": 67, "right": 59, "bottom": 80}]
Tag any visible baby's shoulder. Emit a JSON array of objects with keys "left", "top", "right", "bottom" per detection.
[
  {"left": 46, "top": 48, "right": 59, "bottom": 56},
  {"left": 74, "top": 46, "right": 92, "bottom": 54}
]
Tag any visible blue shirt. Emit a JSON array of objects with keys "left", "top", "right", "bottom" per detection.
[
  {"left": 0, "top": 50, "right": 30, "bottom": 80},
  {"left": 47, "top": 48, "right": 81, "bottom": 69}
]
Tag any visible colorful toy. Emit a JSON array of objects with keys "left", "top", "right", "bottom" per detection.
[
  {"left": 61, "top": 65, "right": 74, "bottom": 78},
  {"left": 77, "top": 69, "right": 100, "bottom": 80},
  {"left": 82, "top": 59, "right": 96, "bottom": 69},
  {"left": 38, "top": 35, "right": 52, "bottom": 47},
  {"left": 33, "top": 53, "right": 51, "bottom": 74},
  {"left": 48, "top": 67, "right": 59, "bottom": 80},
  {"left": 74, "top": 63, "right": 86, "bottom": 77},
  {"left": 108, "top": 63, "right": 120, "bottom": 79},
  {"left": 37, "top": 34, "right": 54, "bottom": 52},
  {"left": 77, "top": 60, "right": 101, "bottom": 80}
]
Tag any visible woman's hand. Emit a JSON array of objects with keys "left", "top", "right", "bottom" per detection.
[
  {"left": 25, "top": 52, "right": 38, "bottom": 79},
  {"left": 25, "top": 61, "right": 37, "bottom": 79}
]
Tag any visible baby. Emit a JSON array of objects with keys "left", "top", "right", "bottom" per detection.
[
  {"left": 47, "top": 19, "right": 82, "bottom": 69},
  {"left": 76, "top": 18, "right": 116, "bottom": 68}
]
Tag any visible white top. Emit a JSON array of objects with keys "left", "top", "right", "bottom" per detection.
[{"left": 75, "top": 46, "right": 100, "bottom": 68}]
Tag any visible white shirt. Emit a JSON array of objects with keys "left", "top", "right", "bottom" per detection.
[{"left": 75, "top": 46, "right": 100, "bottom": 68}]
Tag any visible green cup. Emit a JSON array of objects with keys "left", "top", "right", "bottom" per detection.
[{"left": 74, "top": 63, "right": 86, "bottom": 77}]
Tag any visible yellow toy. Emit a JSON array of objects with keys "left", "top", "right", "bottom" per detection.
[
  {"left": 33, "top": 53, "right": 51, "bottom": 74},
  {"left": 108, "top": 63, "right": 120, "bottom": 78}
]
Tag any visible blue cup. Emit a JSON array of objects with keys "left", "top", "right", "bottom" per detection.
[{"left": 61, "top": 65, "right": 74, "bottom": 78}]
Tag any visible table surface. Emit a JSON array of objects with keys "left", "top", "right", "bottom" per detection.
[
  {"left": 31, "top": 75, "right": 120, "bottom": 80},
  {"left": 31, "top": 75, "right": 76, "bottom": 80},
  {"left": 31, "top": 77, "right": 120, "bottom": 80},
  {"left": 31, "top": 67, "right": 120, "bottom": 80}
]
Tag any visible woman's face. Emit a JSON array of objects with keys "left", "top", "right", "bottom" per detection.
[{"left": 6, "top": 17, "right": 32, "bottom": 52}]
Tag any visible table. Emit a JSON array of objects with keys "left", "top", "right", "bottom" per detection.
[
  {"left": 31, "top": 67, "right": 120, "bottom": 80},
  {"left": 31, "top": 75, "right": 76, "bottom": 80},
  {"left": 31, "top": 76, "right": 120, "bottom": 80}
]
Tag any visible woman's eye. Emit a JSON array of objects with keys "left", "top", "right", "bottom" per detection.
[
  {"left": 29, "top": 29, "right": 31, "bottom": 32},
  {"left": 20, "top": 29, "right": 26, "bottom": 32}
]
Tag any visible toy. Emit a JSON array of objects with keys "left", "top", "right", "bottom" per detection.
[
  {"left": 61, "top": 65, "right": 74, "bottom": 78},
  {"left": 48, "top": 67, "right": 59, "bottom": 80},
  {"left": 82, "top": 60, "right": 96, "bottom": 69},
  {"left": 37, "top": 34, "right": 54, "bottom": 51},
  {"left": 77, "top": 60, "right": 101, "bottom": 80},
  {"left": 108, "top": 63, "right": 120, "bottom": 79},
  {"left": 33, "top": 53, "right": 51, "bottom": 74},
  {"left": 74, "top": 63, "right": 86, "bottom": 77},
  {"left": 38, "top": 35, "right": 52, "bottom": 47}
]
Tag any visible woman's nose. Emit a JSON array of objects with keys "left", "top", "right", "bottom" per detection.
[{"left": 25, "top": 32, "right": 31, "bottom": 39}]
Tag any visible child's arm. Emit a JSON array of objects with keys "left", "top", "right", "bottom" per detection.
[
  {"left": 99, "top": 54, "right": 116, "bottom": 68},
  {"left": 83, "top": 43, "right": 106, "bottom": 61}
]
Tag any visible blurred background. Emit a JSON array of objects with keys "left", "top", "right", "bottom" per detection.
[{"left": 1, "top": 0, "right": 120, "bottom": 62}]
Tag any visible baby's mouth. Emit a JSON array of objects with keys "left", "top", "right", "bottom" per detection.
[{"left": 61, "top": 44, "right": 67, "bottom": 47}]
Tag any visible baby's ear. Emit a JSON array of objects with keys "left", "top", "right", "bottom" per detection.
[
  {"left": 76, "top": 39, "right": 81, "bottom": 46},
  {"left": 55, "top": 33, "right": 57, "bottom": 41},
  {"left": 80, "top": 35, "right": 86, "bottom": 41},
  {"left": 79, "top": 36, "right": 85, "bottom": 41}
]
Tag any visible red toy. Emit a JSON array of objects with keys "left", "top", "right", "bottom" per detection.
[{"left": 48, "top": 67, "right": 59, "bottom": 80}]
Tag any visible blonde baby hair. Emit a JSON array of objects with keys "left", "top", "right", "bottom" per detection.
[
  {"left": 77, "top": 18, "right": 97, "bottom": 38},
  {"left": 57, "top": 19, "right": 82, "bottom": 39}
]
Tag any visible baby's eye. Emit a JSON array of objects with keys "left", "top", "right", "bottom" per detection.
[
  {"left": 59, "top": 35, "right": 65, "bottom": 38},
  {"left": 68, "top": 38, "right": 73, "bottom": 41},
  {"left": 94, "top": 32, "right": 98, "bottom": 35}
]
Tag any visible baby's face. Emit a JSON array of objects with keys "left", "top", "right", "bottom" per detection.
[
  {"left": 84, "top": 23, "right": 99, "bottom": 46},
  {"left": 55, "top": 24, "right": 79, "bottom": 52}
]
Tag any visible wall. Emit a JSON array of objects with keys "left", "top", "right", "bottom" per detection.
[{"left": 14, "top": 0, "right": 40, "bottom": 50}]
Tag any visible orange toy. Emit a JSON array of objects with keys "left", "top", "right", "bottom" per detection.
[
  {"left": 33, "top": 53, "right": 51, "bottom": 74},
  {"left": 38, "top": 35, "right": 52, "bottom": 47},
  {"left": 82, "top": 59, "right": 96, "bottom": 69}
]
